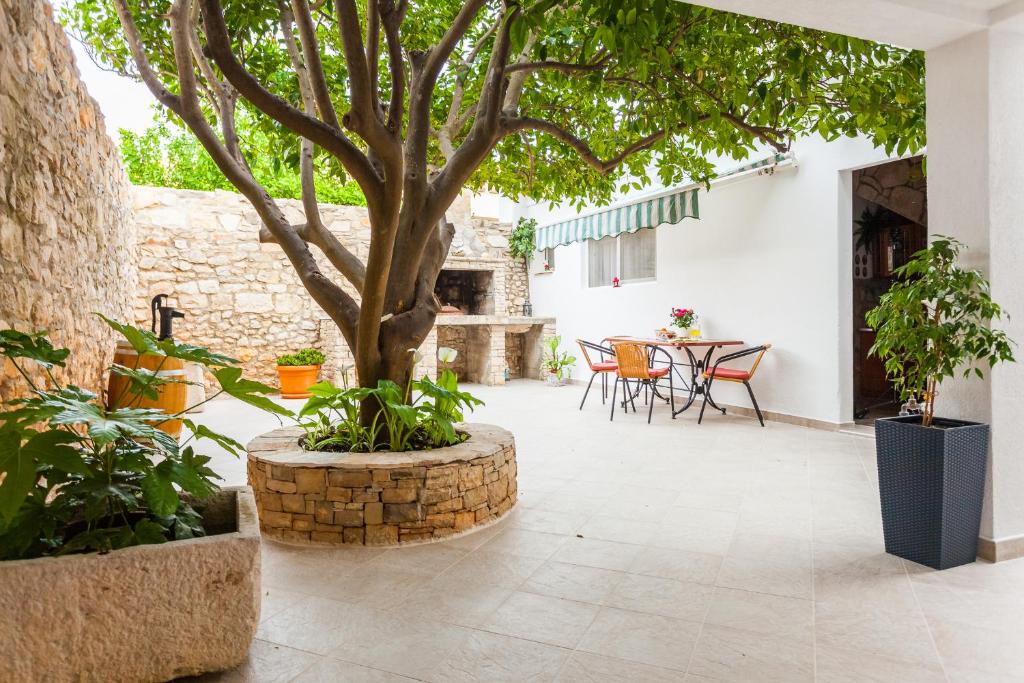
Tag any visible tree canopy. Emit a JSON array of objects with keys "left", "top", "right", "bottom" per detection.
[
  {"left": 120, "top": 121, "right": 367, "bottom": 205},
  {"left": 63, "top": 0, "right": 926, "bottom": 402}
]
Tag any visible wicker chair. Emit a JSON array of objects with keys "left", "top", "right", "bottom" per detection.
[
  {"left": 576, "top": 339, "right": 617, "bottom": 410},
  {"left": 610, "top": 342, "right": 675, "bottom": 423},
  {"left": 699, "top": 344, "right": 772, "bottom": 426}
]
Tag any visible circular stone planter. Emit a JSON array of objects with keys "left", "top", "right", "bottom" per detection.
[
  {"left": 247, "top": 423, "right": 518, "bottom": 546},
  {"left": 0, "top": 487, "right": 261, "bottom": 682}
]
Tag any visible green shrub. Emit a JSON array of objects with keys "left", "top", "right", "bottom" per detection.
[{"left": 276, "top": 348, "right": 326, "bottom": 367}]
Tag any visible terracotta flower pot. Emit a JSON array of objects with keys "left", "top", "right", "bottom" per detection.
[{"left": 277, "top": 364, "right": 320, "bottom": 398}]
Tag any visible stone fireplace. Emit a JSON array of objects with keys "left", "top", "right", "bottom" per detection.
[{"left": 435, "top": 268, "right": 495, "bottom": 315}]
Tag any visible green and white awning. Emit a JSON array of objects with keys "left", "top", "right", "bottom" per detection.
[{"left": 534, "top": 151, "right": 794, "bottom": 251}]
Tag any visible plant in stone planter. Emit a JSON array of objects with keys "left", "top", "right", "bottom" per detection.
[
  {"left": 295, "top": 348, "right": 482, "bottom": 453},
  {"left": 866, "top": 237, "right": 1015, "bottom": 569},
  {"left": 0, "top": 319, "right": 283, "bottom": 559},
  {"left": 542, "top": 335, "right": 577, "bottom": 384},
  {"left": 276, "top": 348, "right": 326, "bottom": 399},
  {"left": 0, "top": 319, "right": 280, "bottom": 679}
]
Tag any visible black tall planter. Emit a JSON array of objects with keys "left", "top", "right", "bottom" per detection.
[{"left": 874, "top": 415, "right": 990, "bottom": 570}]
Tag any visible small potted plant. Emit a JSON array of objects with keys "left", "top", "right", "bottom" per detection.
[
  {"left": 542, "top": 335, "right": 577, "bottom": 386},
  {"left": 866, "top": 237, "right": 1015, "bottom": 569},
  {"left": 276, "top": 348, "right": 326, "bottom": 399},
  {"left": 671, "top": 307, "right": 700, "bottom": 338}
]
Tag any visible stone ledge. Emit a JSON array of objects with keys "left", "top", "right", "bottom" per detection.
[{"left": 247, "top": 423, "right": 518, "bottom": 546}]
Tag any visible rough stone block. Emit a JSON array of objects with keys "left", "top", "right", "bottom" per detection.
[
  {"left": 365, "top": 525, "right": 399, "bottom": 546},
  {"left": 382, "top": 488, "right": 418, "bottom": 504},
  {"left": 459, "top": 466, "right": 484, "bottom": 490},
  {"left": 454, "top": 511, "right": 476, "bottom": 531},
  {"left": 281, "top": 494, "right": 306, "bottom": 513},
  {"left": 426, "top": 512, "right": 455, "bottom": 528},
  {"left": 262, "top": 510, "right": 292, "bottom": 528},
  {"left": 383, "top": 503, "right": 421, "bottom": 523},
  {"left": 311, "top": 531, "right": 343, "bottom": 544},
  {"left": 266, "top": 480, "right": 297, "bottom": 494},
  {"left": 364, "top": 502, "right": 383, "bottom": 526},
  {"left": 260, "top": 492, "right": 283, "bottom": 512},
  {"left": 463, "top": 485, "right": 487, "bottom": 509},
  {"left": 334, "top": 509, "right": 364, "bottom": 527},
  {"left": 352, "top": 490, "right": 380, "bottom": 503},
  {"left": 342, "top": 528, "right": 365, "bottom": 545},
  {"left": 330, "top": 470, "right": 372, "bottom": 488},
  {"left": 325, "top": 487, "right": 352, "bottom": 502},
  {"left": 292, "top": 514, "right": 314, "bottom": 531},
  {"left": 294, "top": 469, "right": 325, "bottom": 494}
]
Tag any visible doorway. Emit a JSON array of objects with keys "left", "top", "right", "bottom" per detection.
[{"left": 851, "top": 156, "right": 928, "bottom": 422}]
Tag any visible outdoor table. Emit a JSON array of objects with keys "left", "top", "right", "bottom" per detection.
[{"left": 605, "top": 336, "right": 745, "bottom": 416}]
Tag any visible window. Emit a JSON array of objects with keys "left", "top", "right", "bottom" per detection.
[
  {"left": 587, "top": 230, "right": 657, "bottom": 287},
  {"left": 537, "top": 247, "right": 555, "bottom": 273}
]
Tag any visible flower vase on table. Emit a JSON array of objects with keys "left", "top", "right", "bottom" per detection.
[{"left": 670, "top": 307, "right": 700, "bottom": 340}]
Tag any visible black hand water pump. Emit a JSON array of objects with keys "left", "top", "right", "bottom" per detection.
[{"left": 151, "top": 294, "right": 185, "bottom": 341}]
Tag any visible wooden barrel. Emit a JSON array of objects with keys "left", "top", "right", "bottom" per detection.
[{"left": 106, "top": 342, "right": 187, "bottom": 439}]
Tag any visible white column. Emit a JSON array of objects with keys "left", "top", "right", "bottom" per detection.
[{"left": 927, "top": 28, "right": 1024, "bottom": 556}]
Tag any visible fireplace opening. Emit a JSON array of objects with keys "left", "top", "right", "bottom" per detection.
[{"left": 435, "top": 269, "right": 495, "bottom": 315}]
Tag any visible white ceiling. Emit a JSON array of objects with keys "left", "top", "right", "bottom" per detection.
[{"left": 684, "top": 0, "right": 1024, "bottom": 49}]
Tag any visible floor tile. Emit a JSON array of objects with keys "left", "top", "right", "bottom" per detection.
[
  {"left": 688, "top": 624, "right": 814, "bottom": 683},
  {"left": 577, "top": 607, "right": 701, "bottom": 672},
  {"left": 815, "top": 644, "right": 946, "bottom": 683},
  {"left": 424, "top": 629, "right": 569, "bottom": 682},
  {"left": 481, "top": 590, "right": 600, "bottom": 648},
  {"left": 554, "top": 652, "right": 684, "bottom": 682},
  {"left": 439, "top": 549, "right": 546, "bottom": 589},
  {"left": 814, "top": 601, "right": 941, "bottom": 665},
  {"left": 184, "top": 639, "right": 320, "bottom": 682},
  {"left": 521, "top": 560, "right": 625, "bottom": 604},
  {"left": 715, "top": 553, "right": 813, "bottom": 599},
  {"left": 394, "top": 573, "right": 513, "bottom": 627},
  {"left": 703, "top": 587, "right": 813, "bottom": 643},
  {"left": 482, "top": 527, "right": 570, "bottom": 560},
  {"left": 628, "top": 546, "right": 723, "bottom": 585},
  {"left": 577, "top": 515, "right": 655, "bottom": 545},
  {"left": 292, "top": 658, "right": 417, "bottom": 682},
  {"left": 551, "top": 537, "right": 644, "bottom": 571},
  {"left": 602, "top": 572, "right": 711, "bottom": 622}
]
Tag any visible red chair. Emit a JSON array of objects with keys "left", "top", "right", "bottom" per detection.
[
  {"left": 576, "top": 339, "right": 617, "bottom": 410},
  {"left": 699, "top": 344, "right": 772, "bottom": 426},
  {"left": 610, "top": 342, "right": 675, "bottom": 423}
]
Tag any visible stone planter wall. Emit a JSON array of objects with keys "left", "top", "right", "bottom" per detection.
[
  {"left": 0, "top": 486, "right": 261, "bottom": 682},
  {"left": 247, "top": 423, "right": 517, "bottom": 546}
]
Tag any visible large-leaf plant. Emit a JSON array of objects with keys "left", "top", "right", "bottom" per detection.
[
  {"left": 866, "top": 237, "right": 1015, "bottom": 427},
  {"left": 0, "top": 318, "right": 285, "bottom": 560}
]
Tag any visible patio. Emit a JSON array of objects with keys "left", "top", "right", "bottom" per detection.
[{"left": 191, "top": 381, "right": 1024, "bottom": 682}]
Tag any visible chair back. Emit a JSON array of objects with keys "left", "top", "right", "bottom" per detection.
[
  {"left": 576, "top": 339, "right": 612, "bottom": 372},
  {"left": 746, "top": 344, "right": 772, "bottom": 378},
  {"left": 612, "top": 342, "right": 651, "bottom": 379}
]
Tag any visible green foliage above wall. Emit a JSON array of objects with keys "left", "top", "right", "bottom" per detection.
[{"left": 119, "top": 122, "right": 367, "bottom": 207}]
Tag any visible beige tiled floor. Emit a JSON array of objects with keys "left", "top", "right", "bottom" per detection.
[{"left": 190, "top": 381, "right": 1024, "bottom": 682}]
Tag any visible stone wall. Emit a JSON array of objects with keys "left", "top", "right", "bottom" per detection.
[
  {"left": 0, "top": 0, "right": 136, "bottom": 401},
  {"left": 133, "top": 187, "right": 529, "bottom": 385}
]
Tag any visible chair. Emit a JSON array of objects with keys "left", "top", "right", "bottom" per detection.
[
  {"left": 576, "top": 339, "right": 618, "bottom": 410},
  {"left": 699, "top": 344, "right": 772, "bottom": 426},
  {"left": 610, "top": 342, "right": 675, "bottom": 423}
]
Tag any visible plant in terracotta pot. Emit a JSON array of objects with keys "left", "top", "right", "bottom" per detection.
[
  {"left": 0, "top": 318, "right": 286, "bottom": 680},
  {"left": 542, "top": 335, "right": 577, "bottom": 385},
  {"left": 866, "top": 237, "right": 1015, "bottom": 569},
  {"left": 276, "top": 348, "right": 326, "bottom": 399}
]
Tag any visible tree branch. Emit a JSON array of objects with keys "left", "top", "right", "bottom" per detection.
[
  {"left": 199, "top": 0, "right": 382, "bottom": 202},
  {"left": 502, "top": 117, "right": 666, "bottom": 175},
  {"left": 290, "top": 0, "right": 341, "bottom": 129}
]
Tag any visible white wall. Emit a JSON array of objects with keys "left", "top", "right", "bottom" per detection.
[{"left": 526, "top": 136, "right": 893, "bottom": 425}]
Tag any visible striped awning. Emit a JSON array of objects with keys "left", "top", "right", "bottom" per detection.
[{"left": 534, "top": 151, "right": 793, "bottom": 251}]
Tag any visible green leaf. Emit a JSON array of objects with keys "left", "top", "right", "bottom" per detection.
[
  {"left": 213, "top": 367, "right": 293, "bottom": 417},
  {"left": 22, "top": 430, "right": 89, "bottom": 476},
  {"left": 96, "top": 314, "right": 159, "bottom": 355},
  {"left": 142, "top": 463, "right": 179, "bottom": 517},
  {"left": 133, "top": 518, "right": 168, "bottom": 545},
  {"left": 0, "top": 428, "right": 37, "bottom": 521},
  {"left": 182, "top": 419, "right": 245, "bottom": 457},
  {"left": 0, "top": 329, "right": 70, "bottom": 369}
]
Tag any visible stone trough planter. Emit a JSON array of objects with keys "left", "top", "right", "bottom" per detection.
[
  {"left": 0, "top": 486, "right": 261, "bottom": 682},
  {"left": 247, "top": 423, "right": 518, "bottom": 546}
]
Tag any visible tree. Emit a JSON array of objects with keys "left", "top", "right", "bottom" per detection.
[
  {"left": 866, "top": 238, "right": 1014, "bottom": 427},
  {"left": 66, "top": 0, "right": 925, "bottom": 418},
  {"left": 119, "top": 121, "right": 367, "bottom": 205}
]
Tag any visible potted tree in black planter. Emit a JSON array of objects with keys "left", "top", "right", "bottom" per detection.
[{"left": 866, "top": 237, "right": 1015, "bottom": 569}]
